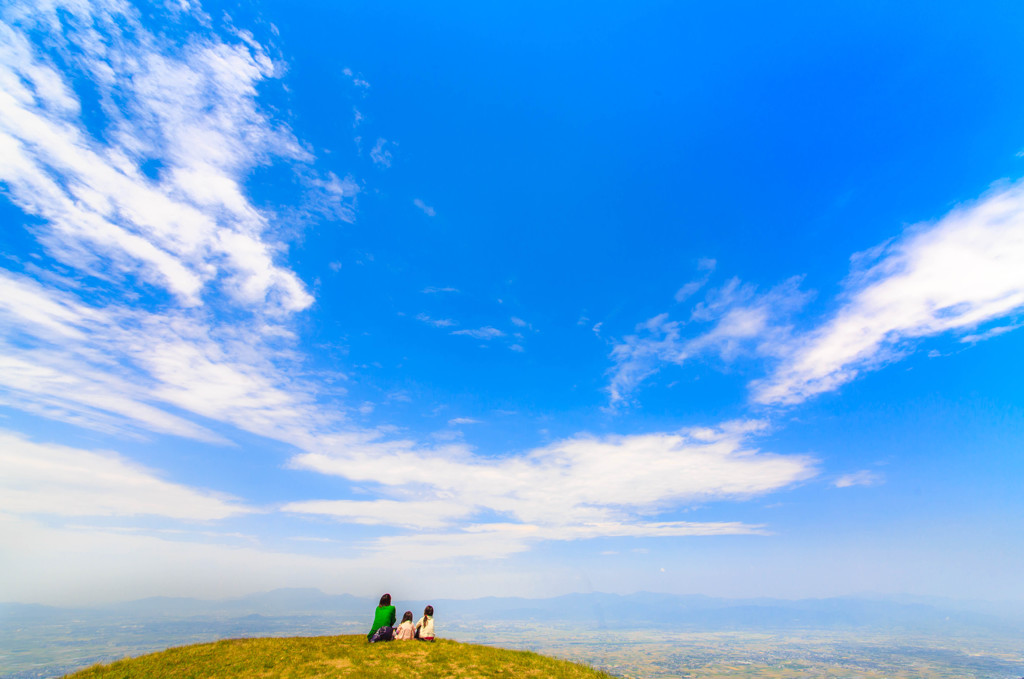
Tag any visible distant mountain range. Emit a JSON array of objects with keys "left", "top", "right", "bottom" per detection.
[{"left": 5, "top": 589, "right": 1023, "bottom": 635}]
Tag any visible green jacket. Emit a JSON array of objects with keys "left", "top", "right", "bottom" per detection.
[{"left": 367, "top": 605, "right": 396, "bottom": 640}]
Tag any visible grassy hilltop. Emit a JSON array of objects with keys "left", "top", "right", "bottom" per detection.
[{"left": 64, "top": 634, "right": 616, "bottom": 678}]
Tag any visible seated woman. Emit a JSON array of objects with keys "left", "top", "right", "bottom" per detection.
[
  {"left": 414, "top": 605, "right": 435, "bottom": 641},
  {"left": 367, "top": 593, "right": 396, "bottom": 642},
  {"left": 393, "top": 610, "right": 416, "bottom": 640}
]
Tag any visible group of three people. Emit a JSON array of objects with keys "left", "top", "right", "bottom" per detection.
[{"left": 367, "top": 593, "right": 435, "bottom": 643}]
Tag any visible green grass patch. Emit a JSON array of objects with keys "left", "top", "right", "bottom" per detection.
[{"left": 65, "top": 635, "right": 617, "bottom": 678}]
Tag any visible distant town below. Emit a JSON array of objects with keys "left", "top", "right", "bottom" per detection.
[{"left": 4, "top": 590, "right": 1024, "bottom": 678}]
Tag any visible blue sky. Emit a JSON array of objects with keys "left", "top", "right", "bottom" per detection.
[{"left": 2, "top": 0, "right": 1023, "bottom": 606}]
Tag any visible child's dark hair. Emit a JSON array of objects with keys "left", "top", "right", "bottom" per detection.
[
  {"left": 424, "top": 605, "right": 434, "bottom": 617},
  {"left": 402, "top": 610, "right": 413, "bottom": 623},
  {"left": 379, "top": 593, "right": 391, "bottom": 606}
]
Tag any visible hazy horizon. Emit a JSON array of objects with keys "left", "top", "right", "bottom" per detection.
[
  {"left": 7, "top": 589, "right": 1023, "bottom": 679},
  {"left": 8, "top": 585, "right": 1024, "bottom": 613},
  {"left": 2, "top": 0, "right": 1023, "bottom": 609}
]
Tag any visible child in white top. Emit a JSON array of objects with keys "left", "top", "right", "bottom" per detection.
[{"left": 415, "top": 604, "right": 435, "bottom": 641}]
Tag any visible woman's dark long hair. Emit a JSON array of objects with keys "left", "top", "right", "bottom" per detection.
[
  {"left": 402, "top": 610, "right": 413, "bottom": 623},
  {"left": 379, "top": 593, "right": 391, "bottom": 607},
  {"left": 423, "top": 604, "right": 433, "bottom": 617}
]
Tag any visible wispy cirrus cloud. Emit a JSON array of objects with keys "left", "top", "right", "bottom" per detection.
[
  {"left": 834, "top": 470, "right": 884, "bottom": 488},
  {"left": 413, "top": 198, "right": 436, "bottom": 216},
  {"left": 282, "top": 498, "right": 472, "bottom": 530},
  {"left": 370, "top": 137, "right": 394, "bottom": 168},
  {"left": 415, "top": 312, "right": 456, "bottom": 327},
  {"left": 610, "top": 180, "right": 1024, "bottom": 409},
  {"left": 0, "top": 272, "right": 229, "bottom": 442},
  {"left": 451, "top": 326, "right": 505, "bottom": 340},
  {"left": 0, "top": 269, "right": 328, "bottom": 445},
  {"left": 752, "top": 181, "right": 1024, "bottom": 406},
  {"left": 0, "top": 0, "right": 332, "bottom": 315},
  {"left": 0, "top": 0, "right": 350, "bottom": 449},
  {"left": 361, "top": 518, "right": 770, "bottom": 561},
  {"left": 675, "top": 257, "right": 717, "bottom": 302},
  {"left": 308, "top": 172, "right": 360, "bottom": 223},
  {"left": 960, "top": 322, "right": 1022, "bottom": 344},
  {"left": 342, "top": 67, "right": 370, "bottom": 90},
  {"left": 607, "top": 277, "right": 811, "bottom": 405},
  {"left": 448, "top": 417, "right": 481, "bottom": 426}
]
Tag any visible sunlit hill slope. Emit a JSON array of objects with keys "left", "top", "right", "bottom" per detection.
[{"left": 64, "top": 635, "right": 615, "bottom": 678}]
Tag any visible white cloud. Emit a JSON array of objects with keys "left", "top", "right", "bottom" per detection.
[
  {"left": 138, "top": 326, "right": 325, "bottom": 438},
  {"left": 290, "top": 518, "right": 769, "bottom": 564},
  {"left": 834, "top": 470, "right": 884, "bottom": 488},
  {"left": 451, "top": 326, "right": 505, "bottom": 340},
  {"left": 675, "top": 257, "right": 717, "bottom": 302},
  {"left": 413, "top": 198, "right": 436, "bottom": 216},
  {"left": 0, "top": 1, "right": 320, "bottom": 314},
  {"left": 421, "top": 286, "right": 459, "bottom": 294},
  {"left": 0, "top": 272, "right": 233, "bottom": 441},
  {"left": 0, "top": 270, "right": 99, "bottom": 340},
  {"left": 0, "top": 350, "right": 228, "bottom": 443},
  {"left": 288, "top": 420, "right": 815, "bottom": 546},
  {"left": 753, "top": 181, "right": 1024, "bottom": 405},
  {"left": 0, "top": 265, "right": 330, "bottom": 447},
  {"left": 448, "top": 417, "right": 481, "bottom": 426},
  {"left": 0, "top": 431, "right": 249, "bottom": 519},
  {"left": 370, "top": 137, "right": 393, "bottom": 167},
  {"left": 960, "top": 322, "right": 1022, "bottom": 344},
  {"left": 282, "top": 499, "right": 473, "bottom": 530},
  {"left": 342, "top": 67, "right": 370, "bottom": 90},
  {"left": 309, "top": 172, "right": 359, "bottom": 223},
  {"left": 365, "top": 524, "right": 540, "bottom": 560},
  {"left": 511, "top": 316, "right": 528, "bottom": 327},
  {"left": 608, "top": 277, "right": 811, "bottom": 405},
  {"left": 0, "top": 2, "right": 354, "bottom": 448},
  {"left": 415, "top": 313, "right": 456, "bottom": 327}
]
